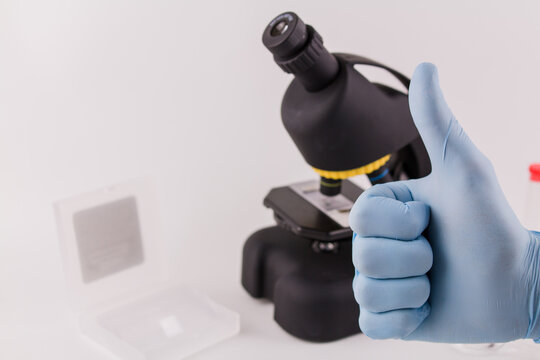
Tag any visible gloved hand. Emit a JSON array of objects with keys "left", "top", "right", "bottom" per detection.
[{"left": 350, "top": 62, "right": 540, "bottom": 343}]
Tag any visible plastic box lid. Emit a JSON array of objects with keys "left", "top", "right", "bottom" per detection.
[{"left": 54, "top": 179, "right": 239, "bottom": 359}]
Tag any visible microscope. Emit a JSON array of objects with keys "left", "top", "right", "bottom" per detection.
[{"left": 241, "top": 12, "right": 431, "bottom": 342}]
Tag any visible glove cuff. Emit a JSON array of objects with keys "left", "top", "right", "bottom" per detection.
[{"left": 524, "top": 231, "right": 540, "bottom": 342}]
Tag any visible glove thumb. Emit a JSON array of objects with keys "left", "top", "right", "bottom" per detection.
[{"left": 409, "top": 63, "right": 476, "bottom": 173}]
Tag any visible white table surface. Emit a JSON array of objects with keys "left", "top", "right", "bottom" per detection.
[
  {"left": 2, "top": 292, "right": 538, "bottom": 360},
  {"left": 1, "top": 228, "right": 538, "bottom": 360}
]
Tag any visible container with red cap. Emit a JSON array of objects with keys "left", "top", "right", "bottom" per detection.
[
  {"left": 525, "top": 163, "right": 540, "bottom": 231},
  {"left": 530, "top": 164, "right": 540, "bottom": 182}
]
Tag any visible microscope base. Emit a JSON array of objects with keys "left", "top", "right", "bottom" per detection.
[{"left": 241, "top": 226, "right": 360, "bottom": 342}]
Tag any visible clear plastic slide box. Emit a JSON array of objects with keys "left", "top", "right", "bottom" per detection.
[{"left": 55, "top": 179, "right": 239, "bottom": 360}]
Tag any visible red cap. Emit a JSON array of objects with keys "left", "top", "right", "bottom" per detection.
[{"left": 530, "top": 164, "right": 540, "bottom": 182}]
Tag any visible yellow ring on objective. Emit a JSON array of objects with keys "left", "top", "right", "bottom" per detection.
[
  {"left": 319, "top": 180, "right": 342, "bottom": 187},
  {"left": 312, "top": 155, "right": 391, "bottom": 180}
]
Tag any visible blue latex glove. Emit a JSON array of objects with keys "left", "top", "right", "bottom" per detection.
[{"left": 350, "top": 62, "right": 540, "bottom": 343}]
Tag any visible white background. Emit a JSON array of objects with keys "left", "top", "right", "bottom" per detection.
[{"left": 2, "top": 0, "right": 540, "bottom": 359}]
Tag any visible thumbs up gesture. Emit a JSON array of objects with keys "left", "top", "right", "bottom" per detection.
[{"left": 350, "top": 63, "right": 540, "bottom": 343}]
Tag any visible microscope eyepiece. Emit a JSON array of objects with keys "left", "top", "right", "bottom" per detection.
[
  {"left": 270, "top": 20, "right": 289, "bottom": 37},
  {"left": 262, "top": 12, "right": 339, "bottom": 91},
  {"left": 263, "top": 12, "right": 308, "bottom": 58}
]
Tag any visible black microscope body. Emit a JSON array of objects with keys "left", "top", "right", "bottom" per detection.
[{"left": 241, "top": 12, "right": 431, "bottom": 342}]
